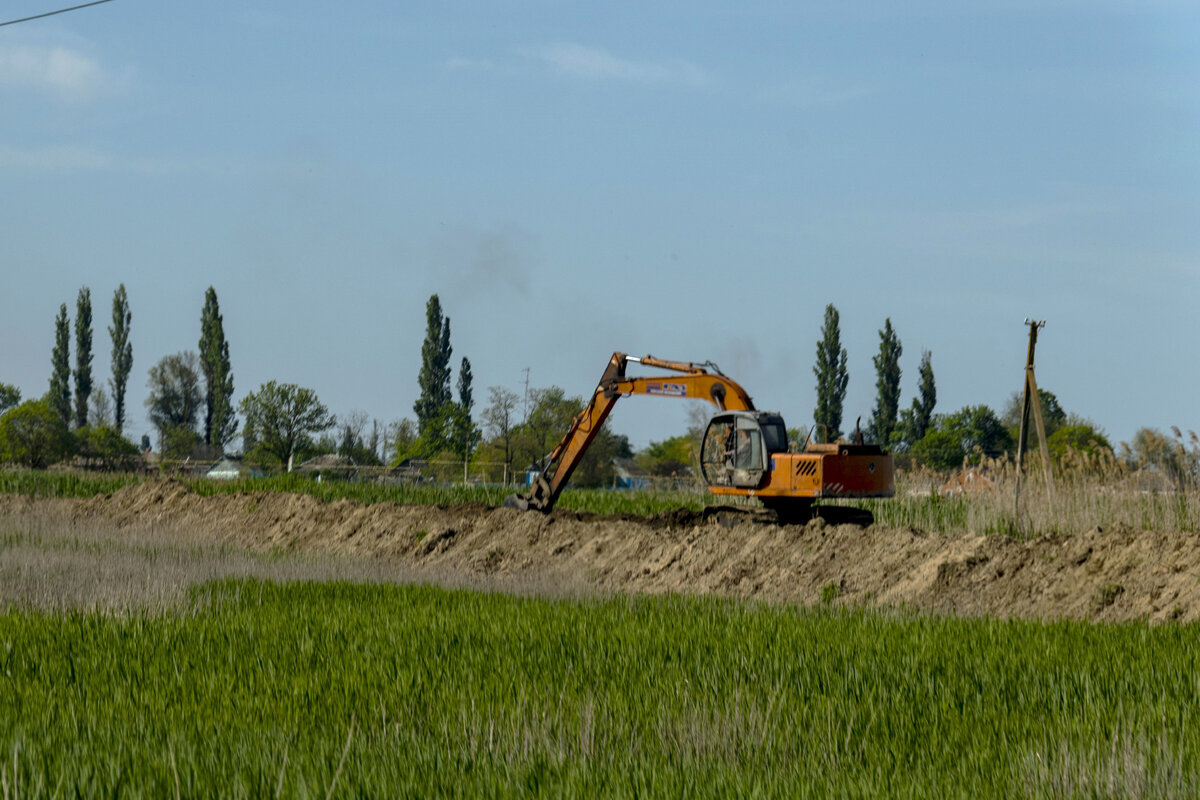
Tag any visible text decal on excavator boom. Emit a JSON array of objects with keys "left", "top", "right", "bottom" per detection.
[{"left": 646, "top": 382, "right": 687, "bottom": 397}]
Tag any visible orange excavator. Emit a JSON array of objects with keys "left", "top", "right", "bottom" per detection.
[{"left": 503, "top": 352, "right": 894, "bottom": 523}]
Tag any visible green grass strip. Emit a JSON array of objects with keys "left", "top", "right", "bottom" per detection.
[{"left": 0, "top": 469, "right": 708, "bottom": 515}]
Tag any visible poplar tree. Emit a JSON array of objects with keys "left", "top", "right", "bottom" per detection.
[
  {"left": 109, "top": 284, "right": 133, "bottom": 432},
  {"left": 414, "top": 294, "right": 453, "bottom": 440},
  {"left": 199, "top": 287, "right": 236, "bottom": 449},
  {"left": 73, "top": 287, "right": 93, "bottom": 428},
  {"left": 868, "top": 318, "right": 903, "bottom": 445},
  {"left": 49, "top": 304, "right": 71, "bottom": 427},
  {"left": 451, "top": 356, "right": 478, "bottom": 460},
  {"left": 0, "top": 384, "right": 19, "bottom": 414},
  {"left": 812, "top": 303, "right": 849, "bottom": 441},
  {"left": 457, "top": 357, "right": 473, "bottom": 415},
  {"left": 911, "top": 349, "right": 936, "bottom": 442}
]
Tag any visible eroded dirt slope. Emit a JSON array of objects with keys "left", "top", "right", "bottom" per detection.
[{"left": 3, "top": 479, "right": 1199, "bottom": 622}]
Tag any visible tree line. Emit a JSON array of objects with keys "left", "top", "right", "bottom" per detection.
[
  {"left": 809, "top": 302, "right": 1123, "bottom": 472},
  {"left": 0, "top": 286, "right": 137, "bottom": 468},
  {"left": 0, "top": 290, "right": 1193, "bottom": 488}
]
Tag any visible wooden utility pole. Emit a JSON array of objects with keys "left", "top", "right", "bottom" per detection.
[{"left": 1015, "top": 319, "right": 1053, "bottom": 518}]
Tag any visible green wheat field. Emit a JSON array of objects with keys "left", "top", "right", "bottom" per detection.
[
  {"left": 3, "top": 579, "right": 1200, "bottom": 798},
  {"left": 4, "top": 471, "right": 1200, "bottom": 797}
]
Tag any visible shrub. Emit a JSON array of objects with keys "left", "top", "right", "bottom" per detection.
[{"left": 0, "top": 400, "right": 72, "bottom": 468}]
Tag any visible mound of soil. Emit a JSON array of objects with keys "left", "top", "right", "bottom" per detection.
[{"left": 6, "top": 479, "right": 1200, "bottom": 623}]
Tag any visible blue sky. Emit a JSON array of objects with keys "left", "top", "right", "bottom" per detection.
[{"left": 2, "top": 1, "right": 1198, "bottom": 451}]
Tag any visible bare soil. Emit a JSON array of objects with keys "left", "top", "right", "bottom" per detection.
[{"left": 4, "top": 479, "right": 1199, "bottom": 622}]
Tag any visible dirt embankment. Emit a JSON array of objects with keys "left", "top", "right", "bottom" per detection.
[{"left": 4, "top": 480, "right": 1199, "bottom": 622}]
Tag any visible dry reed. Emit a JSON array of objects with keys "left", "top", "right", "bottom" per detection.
[{"left": 875, "top": 448, "right": 1200, "bottom": 537}]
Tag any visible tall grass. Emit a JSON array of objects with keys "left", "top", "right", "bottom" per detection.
[
  {"left": 0, "top": 469, "right": 144, "bottom": 499},
  {"left": 0, "top": 508, "right": 444, "bottom": 613},
  {"left": 863, "top": 452, "right": 1200, "bottom": 536},
  {"left": 2, "top": 579, "right": 1199, "bottom": 797}
]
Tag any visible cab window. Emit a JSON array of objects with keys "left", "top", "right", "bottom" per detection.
[
  {"left": 760, "top": 421, "right": 787, "bottom": 453},
  {"left": 734, "top": 417, "right": 763, "bottom": 470}
]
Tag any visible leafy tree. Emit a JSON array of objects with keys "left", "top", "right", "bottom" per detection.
[
  {"left": 457, "top": 357, "right": 473, "bottom": 416},
  {"left": 337, "top": 410, "right": 382, "bottom": 465},
  {"left": 1123, "top": 427, "right": 1198, "bottom": 491},
  {"left": 1047, "top": 423, "right": 1113, "bottom": 464},
  {"left": 73, "top": 287, "right": 93, "bottom": 428},
  {"left": 868, "top": 318, "right": 902, "bottom": 445},
  {"left": 0, "top": 383, "right": 20, "bottom": 414},
  {"left": 199, "top": 287, "right": 236, "bottom": 450},
  {"left": 1001, "top": 388, "right": 1067, "bottom": 441},
  {"left": 410, "top": 404, "right": 451, "bottom": 460},
  {"left": 910, "top": 405, "right": 1012, "bottom": 470},
  {"left": 449, "top": 404, "right": 481, "bottom": 463},
  {"left": 636, "top": 435, "right": 694, "bottom": 477},
  {"left": 481, "top": 386, "right": 520, "bottom": 475},
  {"left": 503, "top": 386, "right": 628, "bottom": 489},
  {"left": 911, "top": 349, "right": 936, "bottom": 441},
  {"left": 892, "top": 349, "right": 937, "bottom": 451},
  {"left": 0, "top": 399, "right": 72, "bottom": 468},
  {"left": 337, "top": 410, "right": 368, "bottom": 452},
  {"left": 74, "top": 424, "right": 139, "bottom": 470},
  {"left": 519, "top": 387, "right": 580, "bottom": 468},
  {"left": 239, "top": 381, "right": 336, "bottom": 470},
  {"left": 145, "top": 352, "right": 203, "bottom": 458},
  {"left": 109, "top": 284, "right": 133, "bottom": 432},
  {"left": 571, "top": 427, "right": 632, "bottom": 487},
  {"left": 295, "top": 431, "right": 339, "bottom": 465},
  {"left": 88, "top": 386, "right": 114, "bottom": 428},
  {"left": 49, "top": 304, "right": 71, "bottom": 427},
  {"left": 160, "top": 426, "right": 203, "bottom": 461},
  {"left": 813, "top": 304, "right": 849, "bottom": 441},
  {"left": 889, "top": 410, "right": 913, "bottom": 452},
  {"left": 414, "top": 294, "right": 453, "bottom": 443},
  {"left": 384, "top": 418, "right": 419, "bottom": 465},
  {"left": 368, "top": 419, "right": 382, "bottom": 462},
  {"left": 450, "top": 356, "right": 478, "bottom": 460}
]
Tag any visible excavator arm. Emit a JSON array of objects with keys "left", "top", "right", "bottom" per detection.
[{"left": 504, "top": 352, "right": 755, "bottom": 512}]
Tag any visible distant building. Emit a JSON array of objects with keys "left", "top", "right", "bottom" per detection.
[
  {"left": 205, "top": 457, "right": 259, "bottom": 480},
  {"left": 524, "top": 466, "right": 541, "bottom": 487},
  {"left": 391, "top": 457, "right": 428, "bottom": 483},
  {"left": 295, "top": 454, "right": 358, "bottom": 481},
  {"left": 611, "top": 457, "right": 649, "bottom": 490}
]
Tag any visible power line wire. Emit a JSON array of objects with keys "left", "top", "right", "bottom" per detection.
[{"left": 0, "top": 0, "right": 113, "bottom": 28}]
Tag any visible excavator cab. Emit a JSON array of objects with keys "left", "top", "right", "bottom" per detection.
[{"left": 700, "top": 411, "right": 789, "bottom": 490}]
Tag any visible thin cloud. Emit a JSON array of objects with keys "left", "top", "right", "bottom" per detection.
[
  {"left": 0, "top": 43, "right": 124, "bottom": 101},
  {"left": 528, "top": 43, "right": 706, "bottom": 86}
]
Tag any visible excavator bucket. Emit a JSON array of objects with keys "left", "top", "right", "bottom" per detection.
[
  {"left": 502, "top": 493, "right": 531, "bottom": 511},
  {"left": 504, "top": 473, "right": 553, "bottom": 513}
]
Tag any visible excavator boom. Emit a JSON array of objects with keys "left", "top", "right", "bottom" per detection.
[{"left": 505, "top": 353, "right": 753, "bottom": 512}]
